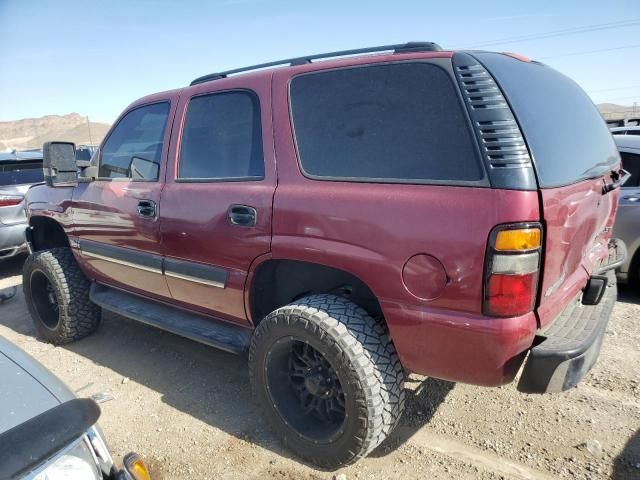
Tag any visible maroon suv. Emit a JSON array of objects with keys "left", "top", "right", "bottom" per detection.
[{"left": 22, "top": 42, "right": 626, "bottom": 468}]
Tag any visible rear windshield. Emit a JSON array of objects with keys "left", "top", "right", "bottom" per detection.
[
  {"left": 0, "top": 162, "right": 43, "bottom": 186},
  {"left": 475, "top": 53, "right": 619, "bottom": 188},
  {"left": 289, "top": 62, "right": 484, "bottom": 184}
]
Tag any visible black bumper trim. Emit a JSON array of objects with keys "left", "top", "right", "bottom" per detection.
[{"left": 517, "top": 270, "right": 617, "bottom": 394}]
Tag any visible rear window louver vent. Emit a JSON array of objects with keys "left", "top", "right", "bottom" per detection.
[
  {"left": 477, "top": 120, "right": 530, "bottom": 165},
  {"left": 452, "top": 53, "right": 537, "bottom": 190}
]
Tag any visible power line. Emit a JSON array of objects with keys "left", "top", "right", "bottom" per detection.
[
  {"left": 539, "top": 44, "right": 640, "bottom": 59},
  {"left": 587, "top": 85, "right": 640, "bottom": 93},
  {"left": 595, "top": 95, "right": 640, "bottom": 103},
  {"left": 455, "top": 18, "right": 640, "bottom": 49}
]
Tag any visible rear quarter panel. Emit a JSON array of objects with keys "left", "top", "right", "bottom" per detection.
[{"left": 271, "top": 61, "right": 541, "bottom": 383}]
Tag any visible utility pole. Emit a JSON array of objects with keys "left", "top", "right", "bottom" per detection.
[{"left": 86, "top": 115, "right": 93, "bottom": 145}]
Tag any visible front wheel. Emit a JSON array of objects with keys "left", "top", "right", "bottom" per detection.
[
  {"left": 23, "top": 248, "right": 101, "bottom": 344},
  {"left": 249, "top": 294, "right": 405, "bottom": 469}
]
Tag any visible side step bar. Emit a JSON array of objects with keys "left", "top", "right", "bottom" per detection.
[{"left": 90, "top": 283, "right": 251, "bottom": 354}]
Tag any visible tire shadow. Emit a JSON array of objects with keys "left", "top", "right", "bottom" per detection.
[
  {"left": 617, "top": 284, "right": 640, "bottom": 306},
  {"left": 612, "top": 429, "right": 640, "bottom": 479},
  {"left": 370, "top": 376, "right": 455, "bottom": 457},
  {"left": 0, "top": 253, "right": 27, "bottom": 284}
]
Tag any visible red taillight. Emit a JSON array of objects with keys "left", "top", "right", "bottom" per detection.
[
  {"left": 483, "top": 223, "right": 542, "bottom": 317},
  {"left": 486, "top": 273, "right": 537, "bottom": 317},
  {"left": 0, "top": 195, "right": 23, "bottom": 207}
]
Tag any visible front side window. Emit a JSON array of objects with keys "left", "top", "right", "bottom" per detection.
[
  {"left": 178, "top": 91, "right": 264, "bottom": 180},
  {"left": 289, "top": 62, "right": 484, "bottom": 183},
  {"left": 99, "top": 102, "right": 170, "bottom": 180}
]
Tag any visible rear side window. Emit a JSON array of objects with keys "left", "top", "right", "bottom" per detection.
[
  {"left": 0, "top": 162, "right": 43, "bottom": 186},
  {"left": 289, "top": 63, "right": 484, "bottom": 183},
  {"left": 100, "top": 102, "right": 170, "bottom": 180},
  {"left": 178, "top": 91, "right": 264, "bottom": 181},
  {"left": 475, "top": 53, "right": 619, "bottom": 188},
  {"left": 621, "top": 152, "right": 640, "bottom": 188}
]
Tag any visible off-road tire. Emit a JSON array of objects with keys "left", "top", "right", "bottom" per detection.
[
  {"left": 23, "top": 248, "right": 101, "bottom": 344},
  {"left": 249, "top": 294, "right": 405, "bottom": 469}
]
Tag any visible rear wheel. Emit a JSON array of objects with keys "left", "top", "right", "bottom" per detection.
[
  {"left": 249, "top": 294, "right": 405, "bottom": 468},
  {"left": 23, "top": 248, "right": 101, "bottom": 344}
]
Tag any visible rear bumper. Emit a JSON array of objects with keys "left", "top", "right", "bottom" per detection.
[
  {"left": 517, "top": 270, "right": 617, "bottom": 393},
  {"left": 0, "top": 222, "right": 28, "bottom": 258},
  {"left": 382, "top": 301, "right": 537, "bottom": 387}
]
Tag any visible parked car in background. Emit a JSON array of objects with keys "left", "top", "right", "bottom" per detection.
[
  {"left": 0, "top": 151, "right": 44, "bottom": 259},
  {"left": 607, "top": 118, "right": 640, "bottom": 129},
  {"left": 613, "top": 134, "right": 640, "bottom": 288},
  {"left": 22, "top": 43, "right": 626, "bottom": 468},
  {"left": 610, "top": 126, "right": 640, "bottom": 136},
  {"left": 76, "top": 144, "right": 98, "bottom": 162},
  {"left": 0, "top": 336, "right": 150, "bottom": 479}
]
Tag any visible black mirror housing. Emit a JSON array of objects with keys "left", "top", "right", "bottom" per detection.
[
  {"left": 43, "top": 141, "right": 79, "bottom": 187},
  {"left": 0, "top": 398, "right": 101, "bottom": 479}
]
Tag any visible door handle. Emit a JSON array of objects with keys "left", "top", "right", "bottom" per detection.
[
  {"left": 228, "top": 204, "right": 256, "bottom": 227},
  {"left": 623, "top": 195, "right": 640, "bottom": 202},
  {"left": 137, "top": 199, "right": 157, "bottom": 218}
]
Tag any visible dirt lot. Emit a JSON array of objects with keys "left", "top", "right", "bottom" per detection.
[{"left": 1, "top": 254, "right": 638, "bottom": 479}]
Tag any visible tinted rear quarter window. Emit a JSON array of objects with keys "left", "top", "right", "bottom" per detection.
[
  {"left": 475, "top": 53, "right": 619, "bottom": 187},
  {"left": 0, "top": 162, "right": 43, "bottom": 186},
  {"left": 290, "top": 62, "right": 484, "bottom": 184}
]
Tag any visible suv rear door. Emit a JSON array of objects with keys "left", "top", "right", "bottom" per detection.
[
  {"left": 475, "top": 53, "right": 622, "bottom": 327},
  {"left": 159, "top": 76, "right": 275, "bottom": 324}
]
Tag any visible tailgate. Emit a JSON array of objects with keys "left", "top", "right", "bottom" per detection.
[{"left": 537, "top": 177, "right": 619, "bottom": 327}]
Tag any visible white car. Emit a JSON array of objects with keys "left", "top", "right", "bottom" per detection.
[{"left": 610, "top": 125, "right": 640, "bottom": 136}]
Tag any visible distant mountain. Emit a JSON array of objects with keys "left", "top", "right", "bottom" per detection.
[
  {"left": 0, "top": 113, "right": 110, "bottom": 152},
  {"left": 597, "top": 103, "right": 637, "bottom": 118}
]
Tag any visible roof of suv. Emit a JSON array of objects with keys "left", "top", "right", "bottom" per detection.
[
  {"left": 128, "top": 43, "right": 456, "bottom": 112},
  {"left": 189, "top": 42, "right": 445, "bottom": 86}
]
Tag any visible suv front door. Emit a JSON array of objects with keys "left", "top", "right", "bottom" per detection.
[
  {"left": 159, "top": 78, "right": 275, "bottom": 324},
  {"left": 72, "top": 97, "right": 177, "bottom": 300}
]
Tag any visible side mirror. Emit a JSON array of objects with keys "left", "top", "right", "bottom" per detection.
[
  {"left": 43, "top": 141, "right": 78, "bottom": 187},
  {"left": 128, "top": 156, "right": 159, "bottom": 180},
  {"left": 0, "top": 398, "right": 101, "bottom": 479}
]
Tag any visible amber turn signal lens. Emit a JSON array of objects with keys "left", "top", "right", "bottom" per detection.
[
  {"left": 123, "top": 453, "right": 151, "bottom": 480},
  {"left": 495, "top": 228, "right": 541, "bottom": 251}
]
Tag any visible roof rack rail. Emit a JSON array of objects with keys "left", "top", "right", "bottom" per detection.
[{"left": 189, "top": 41, "right": 442, "bottom": 86}]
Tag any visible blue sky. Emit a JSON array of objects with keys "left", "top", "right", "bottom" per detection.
[{"left": 1, "top": 0, "right": 639, "bottom": 123}]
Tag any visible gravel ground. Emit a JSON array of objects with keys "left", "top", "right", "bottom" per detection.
[{"left": 1, "top": 253, "right": 638, "bottom": 479}]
